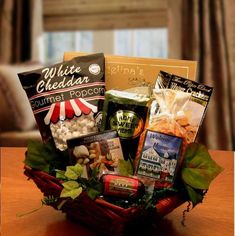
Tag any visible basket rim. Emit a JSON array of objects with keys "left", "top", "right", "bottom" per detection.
[{"left": 24, "top": 165, "right": 186, "bottom": 217}]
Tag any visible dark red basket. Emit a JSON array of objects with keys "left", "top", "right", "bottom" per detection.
[{"left": 24, "top": 166, "right": 185, "bottom": 236}]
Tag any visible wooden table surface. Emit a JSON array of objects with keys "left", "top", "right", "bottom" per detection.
[{"left": 1, "top": 147, "right": 234, "bottom": 236}]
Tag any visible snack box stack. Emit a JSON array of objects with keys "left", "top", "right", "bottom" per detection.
[{"left": 18, "top": 53, "right": 221, "bottom": 236}]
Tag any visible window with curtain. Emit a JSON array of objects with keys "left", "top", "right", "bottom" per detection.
[{"left": 42, "top": 0, "right": 168, "bottom": 64}]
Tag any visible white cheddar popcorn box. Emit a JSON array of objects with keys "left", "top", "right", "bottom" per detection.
[{"left": 18, "top": 53, "right": 105, "bottom": 150}]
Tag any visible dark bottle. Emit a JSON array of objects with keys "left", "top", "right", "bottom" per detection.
[{"left": 100, "top": 174, "right": 145, "bottom": 199}]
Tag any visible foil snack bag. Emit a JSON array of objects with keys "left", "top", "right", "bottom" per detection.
[
  {"left": 18, "top": 53, "right": 105, "bottom": 150},
  {"left": 101, "top": 90, "right": 150, "bottom": 160}
]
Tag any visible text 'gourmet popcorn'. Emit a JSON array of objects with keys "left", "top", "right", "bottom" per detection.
[{"left": 18, "top": 53, "right": 105, "bottom": 150}]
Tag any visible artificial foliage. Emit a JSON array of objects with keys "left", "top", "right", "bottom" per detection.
[{"left": 24, "top": 141, "right": 223, "bottom": 209}]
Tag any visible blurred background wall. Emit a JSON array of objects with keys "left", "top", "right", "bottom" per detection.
[{"left": 0, "top": 0, "right": 234, "bottom": 150}]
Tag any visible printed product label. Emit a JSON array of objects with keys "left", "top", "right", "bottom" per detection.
[
  {"left": 103, "top": 175, "right": 138, "bottom": 197},
  {"left": 136, "top": 130, "right": 182, "bottom": 185},
  {"left": 67, "top": 130, "right": 125, "bottom": 177},
  {"left": 155, "top": 71, "right": 213, "bottom": 143},
  {"left": 29, "top": 64, "right": 105, "bottom": 114},
  {"left": 18, "top": 53, "right": 105, "bottom": 148},
  {"left": 102, "top": 91, "right": 149, "bottom": 160},
  {"left": 109, "top": 110, "right": 144, "bottom": 139}
]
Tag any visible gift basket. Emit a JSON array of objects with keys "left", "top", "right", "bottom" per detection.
[{"left": 18, "top": 53, "right": 223, "bottom": 236}]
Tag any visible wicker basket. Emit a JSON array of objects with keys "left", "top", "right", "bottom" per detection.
[{"left": 24, "top": 165, "right": 186, "bottom": 235}]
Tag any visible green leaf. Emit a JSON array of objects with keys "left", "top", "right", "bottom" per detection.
[
  {"left": 64, "top": 163, "right": 83, "bottom": 180},
  {"left": 55, "top": 170, "right": 67, "bottom": 180},
  {"left": 184, "top": 184, "right": 205, "bottom": 207},
  {"left": 25, "top": 140, "right": 69, "bottom": 173},
  {"left": 117, "top": 159, "right": 134, "bottom": 176},
  {"left": 60, "top": 187, "right": 83, "bottom": 199},
  {"left": 86, "top": 177, "right": 103, "bottom": 200},
  {"left": 60, "top": 181, "right": 83, "bottom": 199},
  {"left": 91, "top": 168, "right": 100, "bottom": 179},
  {"left": 182, "top": 143, "right": 223, "bottom": 189},
  {"left": 62, "top": 180, "right": 80, "bottom": 190},
  {"left": 86, "top": 187, "right": 101, "bottom": 200},
  {"left": 153, "top": 188, "right": 178, "bottom": 200}
]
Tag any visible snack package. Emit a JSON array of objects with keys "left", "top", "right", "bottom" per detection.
[
  {"left": 135, "top": 88, "right": 189, "bottom": 189},
  {"left": 67, "top": 130, "right": 124, "bottom": 178},
  {"left": 149, "top": 88, "right": 191, "bottom": 141},
  {"left": 101, "top": 90, "right": 150, "bottom": 160},
  {"left": 100, "top": 174, "right": 145, "bottom": 199},
  {"left": 18, "top": 53, "right": 105, "bottom": 150},
  {"left": 135, "top": 130, "right": 183, "bottom": 189},
  {"left": 155, "top": 71, "right": 213, "bottom": 143}
]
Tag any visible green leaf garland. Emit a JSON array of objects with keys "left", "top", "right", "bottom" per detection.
[{"left": 24, "top": 140, "right": 224, "bottom": 210}]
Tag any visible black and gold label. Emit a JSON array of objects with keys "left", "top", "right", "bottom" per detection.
[
  {"left": 103, "top": 99, "right": 148, "bottom": 159},
  {"left": 109, "top": 110, "right": 144, "bottom": 139}
]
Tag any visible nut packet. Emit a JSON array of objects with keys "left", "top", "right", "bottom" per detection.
[
  {"left": 18, "top": 53, "right": 105, "bottom": 150},
  {"left": 155, "top": 71, "right": 213, "bottom": 143},
  {"left": 101, "top": 90, "right": 150, "bottom": 160},
  {"left": 67, "top": 130, "right": 124, "bottom": 178}
]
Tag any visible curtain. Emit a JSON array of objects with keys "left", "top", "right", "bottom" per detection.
[
  {"left": 43, "top": 0, "right": 167, "bottom": 31},
  {"left": 0, "top": 0, "right": 43, "bottom": 63},
  {"left": 168, "top": 0, "right": 235, "bottom": 150}
]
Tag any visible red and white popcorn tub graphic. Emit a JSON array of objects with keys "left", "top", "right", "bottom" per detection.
[{"left": 44, "top": 98, "right": 98, "bottom": 150}]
